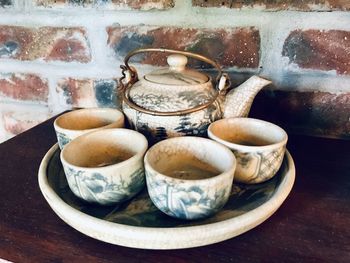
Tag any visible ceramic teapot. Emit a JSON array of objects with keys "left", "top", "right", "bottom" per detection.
[{"left": 119, "top": 48, "right": 271, "bottom": 143}]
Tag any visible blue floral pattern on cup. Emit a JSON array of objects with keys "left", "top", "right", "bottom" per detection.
[
  {"left": 146, "top": 170, "right": 230, "bottom": 220},
  {"left": 232, "top": 146, "right": 286, "bottom": 184},
  {"left": 63, "top": 166, "right": 145, "bottom": 205},
  {"left": 56, "top": 131, "right": 71, "bottom": 149}
]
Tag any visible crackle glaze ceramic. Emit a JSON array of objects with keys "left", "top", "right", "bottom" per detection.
[
  {"left": 38, "top": 144, "right": 295, "bottom": 249},
  {"left": 60, "top": 128, "right": 148, "bottom": 205},
  {"left": 54, "top": 108, "right": 124, "bottom": 149},
  {"left": 208, "top": 118, "right": 288, "bottom": 184},
  {"left": 144, "top": 137, "right": 236, "bottom": 220},
  {"left": 119, "top": 48, "right": 271, "bottom": 143}
]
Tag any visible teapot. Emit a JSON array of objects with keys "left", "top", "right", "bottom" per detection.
[{"left": 119, "top": 48, "right": 271, "bottom": 143}]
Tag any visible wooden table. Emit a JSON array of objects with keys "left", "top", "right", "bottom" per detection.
[{"left": 0, "top": 115, "right": 349, "bottom": 263}]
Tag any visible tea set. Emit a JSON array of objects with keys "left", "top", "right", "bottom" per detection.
[{"left": 54, "top": 48, "right": 288, "bottom": 220}]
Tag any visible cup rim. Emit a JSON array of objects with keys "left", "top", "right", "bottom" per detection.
[
  {"left": 144, "top": 136, "right": 236, "bottom": 184},
  {"left": 54, "top": 108, "right": 124, "bottom": 134},
  {"left": 60, "top": 128, "right": 148, "bottom": 171},
  {"left": 208, "top": 118, "right": 288, "bottom": 152}
]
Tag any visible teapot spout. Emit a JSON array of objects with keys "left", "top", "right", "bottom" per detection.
[{"left": 222, "top": 75, "right": 272, "bottom": 119}]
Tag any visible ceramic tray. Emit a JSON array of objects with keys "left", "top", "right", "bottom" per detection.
[{"left": 38, "top": 144, "right": 295, "bottom": 249}]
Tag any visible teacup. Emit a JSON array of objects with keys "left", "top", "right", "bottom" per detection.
[
  {"left": 60, "top": 128, "right": 148, "bottom": 205},
  {"left": 144, "top": 136, "right": 236, "bottom": 220},
  {"left": 208, "top": 118, "right": 288, "bottom": 184},
  {"left": 54, "top": 108, "right": 124, "bottom": 149}
]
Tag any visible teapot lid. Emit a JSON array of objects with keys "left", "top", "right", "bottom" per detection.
[
  {"left": 121, "top": 49, "right": 224, "bottom": 115},
  {"left": 144, "top": 54, "right": 209, "bottom": 85}
]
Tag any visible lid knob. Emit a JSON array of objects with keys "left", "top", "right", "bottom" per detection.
[{"left": 167, "top": 54, "right": 188, "bottom": 71}]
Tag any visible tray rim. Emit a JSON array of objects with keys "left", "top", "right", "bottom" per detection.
[{"left": 38, "top": 143, "right": 295, "bottom": 250}]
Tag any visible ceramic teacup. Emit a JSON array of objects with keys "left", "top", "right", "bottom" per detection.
[
  {"left": 208, "top": 118, "right": 288, "bottom": 184},
  {"left": 144, "top": 136, "right": 236, "bottom": 220},
  {"left": 54, "top": 108, "right": 124, "bottom": 149},
  {"left": 60, "top": 128, "right": 148, "bottom": 205}
]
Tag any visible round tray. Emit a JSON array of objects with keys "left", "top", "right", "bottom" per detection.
[{"left": 38, "top": 144, "right": 295, "bottom": 249}]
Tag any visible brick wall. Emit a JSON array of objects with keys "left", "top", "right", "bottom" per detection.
[{"left": 0, "top": 0, "right": 349, "bottom": 142}]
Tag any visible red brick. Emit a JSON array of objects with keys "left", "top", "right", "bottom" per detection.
[
  {"left": 35, "top": 0, "right": 174, "bottom": 10},
  {"left": 57, "top": 78, "right": 96, "bottom": 108},
  {"left": 56, "top": 78, "right": 119, "bottom": 108},
  {"left": 282, "top": 30, "right": 350, "bottom": 75},
  {"left": 0, "top": 26, "right": 91, "bottom": 63},
  {"left": 107, "top": 26, "right": 260, "bottom": 69},
  {"left": 0, "top": 73, "right": 48, "bottom": 102},
  {"left": 2, "top": 108, "right": 50, "bottom": 135},
  {"left": 250, "top": 90, "right": 350, "bottom": 139},
  {"left": 193, "top": 0, "right": 350, "bottom": 11}
]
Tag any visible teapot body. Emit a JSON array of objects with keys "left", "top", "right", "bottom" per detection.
[
  {"left": 119, "top": 48, "right": 229, "bottom": 143},
  {"left": 123, "top": 99, "right": 223, "bottom": 144}
]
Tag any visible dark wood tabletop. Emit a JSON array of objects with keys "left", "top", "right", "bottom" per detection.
[{"left": 0, "top": 114, "right": 349, "bottom": 263}]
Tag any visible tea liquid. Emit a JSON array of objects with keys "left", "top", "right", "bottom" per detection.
[
  {"left": 228, "top": 138, "right": 271, "bottom": 146},
  {"left": 163, "top": 162, "right": 220, "bottom": 180},
  {"left": 86, "top": 148, "right": 134, "bottom": 168}
]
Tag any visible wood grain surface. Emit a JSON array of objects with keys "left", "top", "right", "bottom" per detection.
[{"left": 0, "top": 114, "right": 349, "bottom": 263}]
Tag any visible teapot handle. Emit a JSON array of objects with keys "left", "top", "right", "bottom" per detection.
[{"left": 118, "top": 48, "right": 230, "bottom": 116}]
